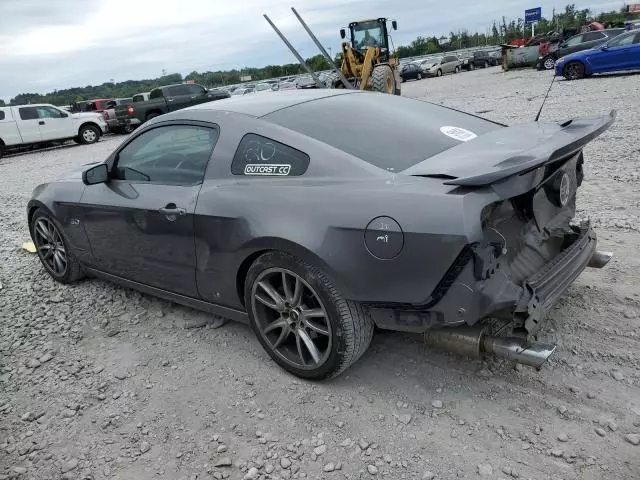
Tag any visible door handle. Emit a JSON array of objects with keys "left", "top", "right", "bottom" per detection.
[
  {"left": 158, "top": 205, "right": 186, "bottom": 216},
  {"left": 38, "top": 121, "right": 45, "bottom": 125},
  {"left": 167, "top": 98, "right": 175, "bottom": 102}
]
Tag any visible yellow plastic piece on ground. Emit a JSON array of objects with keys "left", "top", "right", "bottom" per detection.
[{"left": 22, "top": 241, "right": 36, "bottom": 253}]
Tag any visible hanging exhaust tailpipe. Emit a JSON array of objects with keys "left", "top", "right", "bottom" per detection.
[{"left": 424, "top": 326, "right": 556, "bottom": 369}]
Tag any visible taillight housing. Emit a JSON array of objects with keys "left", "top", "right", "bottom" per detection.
[{"left": 127, "top": 105, "right": 134, "bottom": 116}]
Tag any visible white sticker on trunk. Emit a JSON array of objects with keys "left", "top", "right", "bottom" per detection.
[{"left": 440, "top": 126, "right": 477, "bottom": 142}]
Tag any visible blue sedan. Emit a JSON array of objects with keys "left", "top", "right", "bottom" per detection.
[{"left": 555, "top": 30, "right": 640, "bottom": 79}]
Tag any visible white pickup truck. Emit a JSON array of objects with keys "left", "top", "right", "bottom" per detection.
[{"left": 0, "top": 104, "right": 108, "bottom": 158}]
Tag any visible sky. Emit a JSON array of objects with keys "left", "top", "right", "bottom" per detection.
[{"left": 0, "top": 0, "right": 625, "bottom": 102}]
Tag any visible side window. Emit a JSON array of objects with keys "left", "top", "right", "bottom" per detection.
[
  {"left": 167, "top": 85, "right": 189, "bottom": 96},
  {"left": 187, "top": 84, "right": 207, "bottom": 95},
  {"left": 583, "top": 31, "right": 605, "bottom": 42},
  {"left": 149, "top": 89, "right": 163, "bottom": 99},
  {"left": 19, "top": 107, "right": 38, "bottom": 120},
  {"left": 36, "top": 106, "right": 63, "bottom": 118},
  {"left": 565, "top": 35, "right": 583, "bottom": 46},
  {"left": 608, "top": 33, "right": 636, "bottom": 47},
  {"left": 114, "top": 125, "right": 218, "bottom": 185},
  {"left": 231, "top": 133, "right": 310, "bottom": 177}
]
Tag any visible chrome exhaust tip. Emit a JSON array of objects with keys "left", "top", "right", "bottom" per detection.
[
  {"left": 424, "top": 327, "right": 556, "bottom": 369},
  {"left": 588, "top": 250, "right": 613, "bottom": 269}
]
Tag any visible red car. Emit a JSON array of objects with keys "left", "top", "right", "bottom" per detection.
[{"left": 70, "top": 98, "right": 113, "bottom": 114}]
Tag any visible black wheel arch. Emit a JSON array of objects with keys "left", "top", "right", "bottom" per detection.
[{"left": 235, "top": 238, "right": 346, "bottom": 308}]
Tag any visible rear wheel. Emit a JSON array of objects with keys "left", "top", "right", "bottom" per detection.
[
  {"left": 371, "top": 65, "right": 396, "bottom": 94},
  {"left": 454, "top": 66, "right": 460, "bottom": 73},
  {"left": 469, "top": 63, "right": 475, "bottom": 71},
  {"left": 484, "top": 61, "right": 489, "bottom": 68},
  {"left": 245, "top": 252, "right": 374, "bottom": 380},
  {"left": 416, "top": 72, "right": 422, "bottom": 80},
  {"left": 31, "top": 209, "right": 83, "bottom": 284},
  {"left": 564, "top": 61, "right": 585, "bottom": 80},
  {"left": 146, "top": 112, "right": 160, "bottom": 121},
  {"left": 78, "top": 125, "right": 100, "bottom": 144}
]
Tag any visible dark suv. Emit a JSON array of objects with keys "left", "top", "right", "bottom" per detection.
[
  {"left": 471, "top": 50, "right": 500, "bottom": 68},
  {"left": 538, "top": 28, "right": 626, "bottom": 70}
]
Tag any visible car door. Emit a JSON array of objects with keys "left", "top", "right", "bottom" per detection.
[
  {"left": 79, "top": 122, "right": 219, "bottom": 297},
  {"left": 186, "top": 84, "right": 210, "bottom": 106},
  {"left": 16, "top": 107, "right": 42, "bottom": 143},
  {"left": 165, "top": 85, "right": 192, "bottom": 112},
  {"left": 590, "top": 32, "right": 640, "bottom": 72},
  {"left": 36, "top": 106, "right": 75, "bottom": 141}
]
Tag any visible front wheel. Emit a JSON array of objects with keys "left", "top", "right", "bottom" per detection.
[
  {"left": 564, "top": 61, "right": 585, "bottom": 80},
  {"left": 31, "top": 209, "right": 84, "bottom": 284},
  {"left": 454, "top": 66, "right": 460, "bottom": 73},
  {"left": 469, "top": 63, "right": 475, "bottom": 71},
  {"left": 245, "top": 252, "right": 374, "bottom": 380},
  {"left": 436, "top": 69, "right": 442, "bottom": 77},
  {"left": 542, "top": 56, "right": 556, "bottom": 70},
  {"left": 484, "top": 61, "right": 489, "bottom": 68},
  {"left": 371, "top": 64, "right": 396, "bottom": 94},
  {"left": 78, "top": 125, "right": 100, "bottom": 144},
  {"left": 416, "top": 72, "right": 422, "bottom": 80}
]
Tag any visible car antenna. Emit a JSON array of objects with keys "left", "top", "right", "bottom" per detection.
[{"left": 534, "top": 72, "right": 556, "bottom": 122}]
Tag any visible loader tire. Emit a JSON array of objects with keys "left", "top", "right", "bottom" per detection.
[{"left": 372, "top": 65, "right": 396, "bottom": 95}]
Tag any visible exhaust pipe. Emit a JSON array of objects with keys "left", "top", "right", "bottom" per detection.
[
  {"left": 588, "top": 250, "right": 613, "bottom": 269},
  {"left": 424, "top": 326, "right": 556, "bottom": 369}
]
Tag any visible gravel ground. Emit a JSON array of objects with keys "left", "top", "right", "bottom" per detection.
[{"left": 1, "top": 67, "right": 639, "bottom": 480}]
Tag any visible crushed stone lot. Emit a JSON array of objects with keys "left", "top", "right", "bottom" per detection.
[{"left": 1, "top": 68, "right": 640, "bottom": 480}]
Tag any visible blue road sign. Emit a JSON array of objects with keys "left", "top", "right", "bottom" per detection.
[{"left": 525, "top": 7, "right": 542, "bottom": 23}]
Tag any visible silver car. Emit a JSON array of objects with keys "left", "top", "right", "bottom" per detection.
[{"left": 420, "top": 55, "right": 462, "bottom": 77}]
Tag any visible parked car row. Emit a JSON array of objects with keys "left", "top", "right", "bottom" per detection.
[{"left": 399, "top": 48, "right": 500, "bottom": 82}]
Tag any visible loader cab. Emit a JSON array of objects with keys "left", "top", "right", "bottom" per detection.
[{"left": 341, "top": 18, "right": 397, "bottom": 60}]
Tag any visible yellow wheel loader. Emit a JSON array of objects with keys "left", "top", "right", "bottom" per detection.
[
  {"left": 264, "top": 9, "right": 401, "bottom": 96},
  {"left": 334, "top": 18, "right": 401, "bottom": 95}
]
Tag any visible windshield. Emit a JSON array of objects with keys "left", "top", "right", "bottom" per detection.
[{"left": 351, "top": 22, "right": 384, "bottom": 49}]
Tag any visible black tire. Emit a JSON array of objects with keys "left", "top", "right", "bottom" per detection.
[
  {"left": 564, "top": 61, "right": 585, "bottom": 80},
  {"left": 78, "top": 124, "right": 100, "bottom": 144},
  {"left": 416, "top": 72, "right": 422, "bottom": 80},
  {"left": 0, "top": 142, "right": 4, "bottom": 160},
  {"left": 469, "top": 63, "right": 475, "bottom": 71},
  {"left": 244, "top": 251, "right": 374, "bottom": 380},
  {"left": 542, "top": 55, "right": 556, "bottom": 70},
  {"left": 436, "top": 69, "right": 442, "bottom": 77},
  {"left": 454, "top": 66, "right": 460, "bottom": 73},
  {"left": 30, "top": 209, "right": 84, "bottom": 284},
  {"left": 146, "top": 112, "right": 160, "bottom": 121},
  {"left": 484, "top": 61, "right": 489, "bottom": 68},
  {"left": 371, "top": 65, "right": 396, "bottom": 94}
]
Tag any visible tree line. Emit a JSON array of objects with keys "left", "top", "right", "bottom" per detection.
[{"left": 4, "top": 4, "right": 635, "bottom": 106}]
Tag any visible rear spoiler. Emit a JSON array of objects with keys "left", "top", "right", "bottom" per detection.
[{"left": 443, "top": 110, "right": 616, "bottom": 187}]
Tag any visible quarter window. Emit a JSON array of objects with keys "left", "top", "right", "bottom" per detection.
[
  {"left": 231, "top": 134, "right": 310, "bottom": 176},
  {"left": 114, "top": 125, "right": 218, "bottom": 185}
]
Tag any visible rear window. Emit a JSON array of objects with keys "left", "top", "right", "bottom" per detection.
[{"left": 264, "top": 93, "right": 502, "bottom": 172}]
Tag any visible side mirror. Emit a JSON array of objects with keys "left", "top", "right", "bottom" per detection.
[
  {"left": 600, "top": 45, "right": 609, "bottom": 50},
  {"left": 82, "top": 164, "right": 109, "bottom": 185},
  {"left": 60, "top": 113, "right": 68, "bottom": 118},
  {"left": 392, "top": 20, "right": 398, "bottom": 30},
  {"left": 340, "top": 28, "right": 346, "bottom": 39}
]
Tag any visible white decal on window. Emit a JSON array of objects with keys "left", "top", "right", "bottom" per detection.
[
  {"left": 244, "top": 164, "right": 291, "bottom": 176},
  {"left": 439, "top": 126, "right": 477, "bottom": 142}
]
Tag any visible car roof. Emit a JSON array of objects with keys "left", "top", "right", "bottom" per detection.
[{"left": 182, "top": 89, "right": 354, "bottom": 118}]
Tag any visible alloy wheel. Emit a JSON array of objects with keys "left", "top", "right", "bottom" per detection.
[
  {"left": 251, "top": 268, "right": 332, "bottom": 370},
  {"left": 565, "top": 62, "right": 584, "bottom": 80},
  {"left": 82, "top": 128, "right": 97, "bottom": 143},
  {"left": 33, "top": 218, "right": 68, "bottom": 276},
  {"left": 543, "top": 57, "right": 555, "bottom": 70}
]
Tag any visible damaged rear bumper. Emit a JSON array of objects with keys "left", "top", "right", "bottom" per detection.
[{"left": 368, "top": 222, "right": 601, "bottom": 334}]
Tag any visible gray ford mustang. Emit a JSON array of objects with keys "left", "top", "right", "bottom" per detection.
[{"left": 27, "top": 90, "right": 614, "bottom": 379}]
